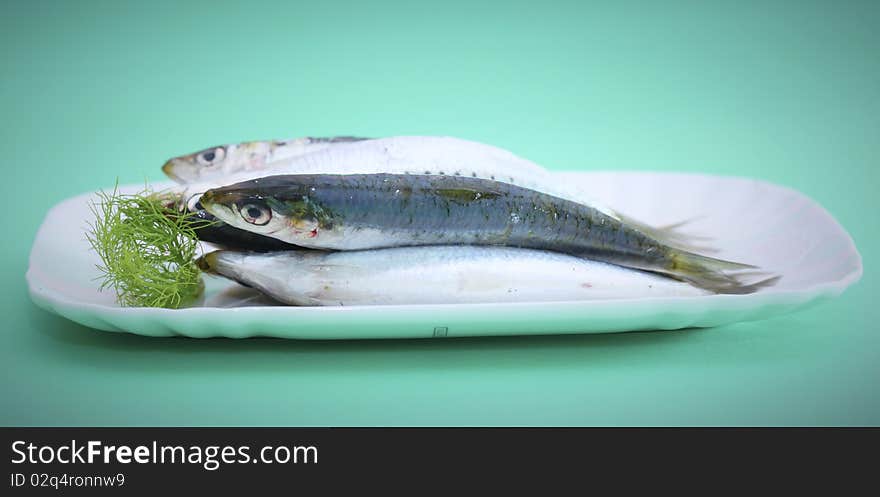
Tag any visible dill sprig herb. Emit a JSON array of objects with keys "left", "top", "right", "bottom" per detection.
[{"left": 86, "top": 185, "right": 210, "bottom": 308}]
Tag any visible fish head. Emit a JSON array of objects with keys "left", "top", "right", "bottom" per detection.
[
  {"left": 199, "top": 176, "right": 333, "bottom": 245},
  {"left": 162, "top": 141, "right": 276, "bottom": 184}
]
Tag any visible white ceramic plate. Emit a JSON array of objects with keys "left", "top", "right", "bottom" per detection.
[{"left": 26, "top": 173, "right": 862, "bottom": 339}]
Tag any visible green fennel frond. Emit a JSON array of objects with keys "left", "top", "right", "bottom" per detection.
[{"left": 86, "top": 184, "right": 211, "bottom": 308}]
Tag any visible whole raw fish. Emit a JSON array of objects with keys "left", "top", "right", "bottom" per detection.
[
  {"left": 197, "top": 246, "right": 711, "bottom": 306},
  {"left": 162, "top": 135, "right": 370, "bottom": 183},
  {"left": 199, "top": 173, "right": 768, "bottom": 293},
  {"left": 163, "top": 135, "right": 699, "bottom": 249}
]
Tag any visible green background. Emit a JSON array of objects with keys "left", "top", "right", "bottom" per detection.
[{"left": 2, "top": 0, "right": 877, "bottom": 425}]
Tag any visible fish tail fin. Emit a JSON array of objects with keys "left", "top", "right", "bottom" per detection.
[{"left": 669, "top": 250, "right": 779, "bottom": 294}]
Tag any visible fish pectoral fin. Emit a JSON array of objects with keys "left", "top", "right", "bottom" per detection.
[
  {"left": 306, "top": 263, "right": 369, "bottom": 276},
  {"left": 304, "top": 277, "right": 386, "bottom": 304}
]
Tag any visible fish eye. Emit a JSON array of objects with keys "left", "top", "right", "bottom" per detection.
[
  {"left": 196, "top": 147, "right": 226, "bottom": 166},
  {"left": 239, "top": 202, "right": 272, "bottom": 226}
]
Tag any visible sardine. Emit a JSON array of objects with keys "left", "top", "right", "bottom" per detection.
[
  {"left": 163, "top": 136, "right": 543, "bottom": 186},
  {"left": 162, "top": 135, "right": 371, "bottom": 184},
  {"left": 163, "top": 136, "right": 700, "bottom": 249},
  {"left": 199, "top": 173, "right": 771, "bottom": 294},
  {"left": 197, "top": 246, "right": 711, "bottom": 306}
]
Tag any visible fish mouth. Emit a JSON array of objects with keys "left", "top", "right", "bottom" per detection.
[
  {"left": 199, "top": 190, "right": 249, "bottom": 225},
  {"left": 162, "top": 160, "right": 185, "bottom": 183},
  {"left": 196, "top": 251, "right": 219, "bottom": 273},
  {"left": 200, "top": 188, "right": 267, "bottom": 212},
  {"left": 199, "top": 190, "right": 234, "bottom": 211}
]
